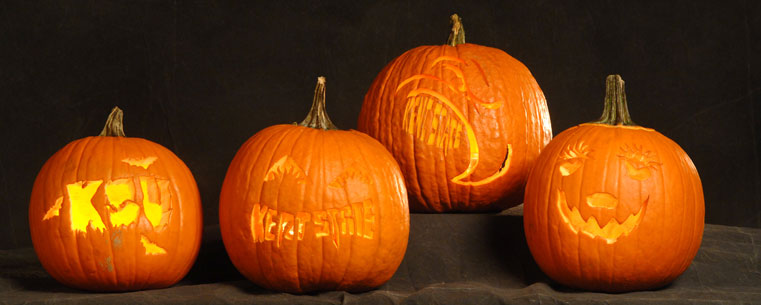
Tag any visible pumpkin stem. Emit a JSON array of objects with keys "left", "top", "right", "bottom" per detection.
[
  {"left": 99, "top": 106, "right": 126, "bottom": 137},
  {"left": 591, "top": 74, "right": 636, "bottom": 126},
  {"left": 447, "top": 14, "right": 465, "bottom": 46},
  {"left": 299, "top": 76, "right": 338, "bottom": 130}
]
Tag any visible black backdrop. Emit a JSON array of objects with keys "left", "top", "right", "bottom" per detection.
[{"left": 1, "top": 0, "right": 759, "bottom": 250}]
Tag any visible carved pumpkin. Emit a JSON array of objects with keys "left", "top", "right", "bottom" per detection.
[
  {"left": 357, "top": 14, "right": 552, "bottom": 212},
  {"left": 523, "top": 75, "right": 704, "bottom": 292},
  {"left": 219, "top": 77, "right": 409, "bottom": 293},
  {"left": 29, "top": 107, "right": 202, "bottom": 291}
]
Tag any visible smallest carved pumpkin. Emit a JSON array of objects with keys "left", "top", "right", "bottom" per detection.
[
  {"left": 523, "top": 75, "right": 704, "bottom": 292},
  {"left": 29, "top": 107, "right": 202, "bottom": 291},
  {"left": 219, "top": 77, "right": 409, "bottom": 293}
]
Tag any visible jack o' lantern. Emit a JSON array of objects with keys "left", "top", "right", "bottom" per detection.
[
  {"left": 358, "top": 14, "right": 552, "bottom": 212},
  {"left": 29, "top": 107, "right": 203, "bottom": 291},
  {"left": 219, "top": 77, "right": 409, "bottom": 293},
  {"left": 523, "top": 75, "right": 704, "bottom": 292}
]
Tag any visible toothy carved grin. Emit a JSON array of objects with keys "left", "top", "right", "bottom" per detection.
[{"left": 556, "top": 190, "right": 647, "bottom": 244}]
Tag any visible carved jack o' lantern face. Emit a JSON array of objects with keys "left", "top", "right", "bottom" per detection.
[
  {"left": 524, "top": 75, "right": 704, "bottom": 292},
  {"left": 554, "top": 141, "right": 661, "bottom": 244}
]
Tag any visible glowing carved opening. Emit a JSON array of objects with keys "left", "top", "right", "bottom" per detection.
[
  {"left": 105, "top": 179, "right": 134, "bottom": 209},
  {"left": 105, "top": 178, "right": 139, "bottom": 227},
  {"left": 110, "top": 203, "right": 140, "bottom": 227},
  {"left": 67, "top": 180, "right": 106, "bottom": 233},
  {"left": 397, "top": 56, "right": 511, "bottom": 186},
  {"left": 122, "top": 156, "right": 157, "bottom": 169},
  {"left": 140, "top": 177, "right": 163, "bottom": 229},
  {"left": 556, "top": 190, "right": 646, "bottom": 244},
  {"left": 559, "top": 141, "right": 590, "bottom": 176},
  {"left": 250, "top": 200, "right": 375, "bottom": 249},
  {"left": 140, "top": 235, "right": 166, "bottom": 255},
  {"left": 265, "top": 156, "right": 306, "bottom": 183},
  {"left": 43, "top": 196, "right": 63, "bottom": 220},
  {"left": 586, "top": 192, "right": 618, "bottom": 209},
  {"left": 619, "top": 144, "right": 660, "bottom": 181}
]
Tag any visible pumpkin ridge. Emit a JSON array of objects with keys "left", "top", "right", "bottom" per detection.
[
  {"left": 295, "top": 128, "right": 322, "bottom": 291},
  {"left": 71, "top": 136, "right": 97, "bottom": 281},
  {"left": 344, "top": 135, "right": 378, "bottom": 288},
  {"left": 568, "top": 127, "right": 596, "bottom": 280},
  {"left": 266, "top": 125, "right": 305, "bottom": 290},
  {"left": 52, "top": 140, "right": 81, "bottom": 279},
  {"left": 238, "top": 127, "right": 280, "bottom": 287},
  {"left": 283, "top": 126, "right": 310, "bottom": 292},
  {"left": 659, "top": 133, "right": 694, "bottom": 286},
  {"left": 649, "top": 133, "right": 673, "bottom": 287},
  {"left": 100, "top": 137, "right": 120, "bottom": 287},
  {"left": 148, "top": 141, "right": 188, "bottom": 285},
  {"left": 409, "top": 46, "right": 440, "bottom": 211},
  {"left": 316, "top": 129, "right": 332, "bottom": 289},
  {"left": 332, "top": 131, "right": 351, "bottom": 290}
]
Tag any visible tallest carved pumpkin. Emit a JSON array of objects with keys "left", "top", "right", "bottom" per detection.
[{"left": 358, "top": 14, "right": 552, "bottom": 212}]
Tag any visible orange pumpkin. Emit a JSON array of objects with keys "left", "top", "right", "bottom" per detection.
[
  {"left": 219, "top": 77, "right": 409, "bottom": 293},
  {"left": 358, "top": 14, "right": 552, "bottom": 212},
  {"left": 29, "top": 107, "right": 203, "bottom": 291},
  {"left": 523, "top": 75, "right": 704, "bottom": 292}
]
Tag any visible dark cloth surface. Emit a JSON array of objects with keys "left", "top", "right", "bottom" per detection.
[{"left": 2, "top": 212, "right": 760, "bottom": 304}]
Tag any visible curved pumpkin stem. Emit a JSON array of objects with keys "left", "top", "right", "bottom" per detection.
[
  {"left": 299, "top": 76, "right": 338, "bottom": 130},
  {"left": 99, "top": 106, "right": 126, "bottom": 137},
  {"left": 447, "top": 14, "right": 465, "bottom": 46},
  {"left": 591, "top": 74, "right": 636, "bottom": 126}
]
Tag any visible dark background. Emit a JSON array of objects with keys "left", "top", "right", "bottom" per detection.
[{"left": 1, "top": 0, "right": 759, "bottom": 250}]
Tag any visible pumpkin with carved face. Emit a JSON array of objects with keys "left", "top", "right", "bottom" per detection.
[
  {"left": 523, "top": 75, "right": 704, "bottom": 292},
  {"left": 29, "top": 107, "right": 202, "bottom": 291},
  {"left": 357, "top": 14, "right": 552, "bottom": 212},
  {"left": 219, "top": 77, "right": 409, "bottom": 293}
]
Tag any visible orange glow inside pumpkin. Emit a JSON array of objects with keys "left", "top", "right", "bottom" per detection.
[
  {"left": 250, "top": 156, "right": 378, "bottom": 249},
  {"left": 396, "top": 56, "right": 512, "bottom": 186},
  {"left": 41, "top": 156, "right": 173, "bottom": 255},
  {"left": 556, "top": 190, "right": 646, "bottom": 244},
  {"left": 555, "top": 142, "right": 655, "bottom": 244},
  {"left": 121, "top": 156, "right": 157, "bottom": 169},
  {"left": 140, "top": 235, "right": 167, "bottom": 255},
  {"left": 68, "top": 180, "right": 106, "bottom": 233}
]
